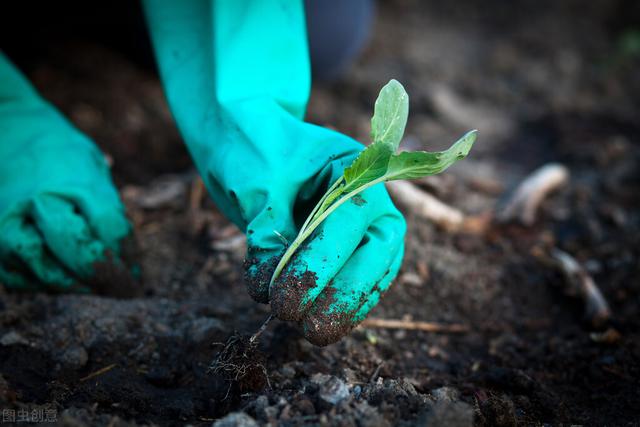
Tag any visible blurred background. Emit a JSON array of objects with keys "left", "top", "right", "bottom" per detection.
[{"left": 1, "top": 1, "right": 638, "bottom": 425}]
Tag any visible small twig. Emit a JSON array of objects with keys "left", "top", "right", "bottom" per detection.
[
  {"left": 549, "top": 248, "right": 611, "bottom": 326},
  {"left": 188, "top": 177, "right": 211, "bottom": 236},
  {"left": 497, "top": 163, "right": 569, "bottom": 225},
  {"left": 210, "top": 234, "right": 246, "bottom": 252},
  {"left": 134, "top": 173, "right": 193, "bottom": 209},
  {"left": 388, "top": 163, "right": 569, "bottom": 233},
  {"left": 189, "top": 177, "right": 206, "bottom": 212},
  {"left": 80, "top": 363, "right": 117, "bottom": 382},
  {"left": 387, "top": 181, "right": 489, "bottom": 234},
  {"left": 249, "top": 314, "right": 274, "bottom": 344},
  {"left": 360, "top": 318, "right": 469, "bottom": 333},
  {"left": 369, "top": 361, "right": 385, "bottom": 383},
  {"left": 387, "top": 181, "right": 465, "bottom": 231}
]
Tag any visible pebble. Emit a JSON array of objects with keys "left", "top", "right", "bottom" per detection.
[
  {"left": 312, "top": 374, "right": 350, "bottom": 405},
  {"left": 60, "top": 345, "right": 89, "bottom": 369},
  {"left": 212, "top": 412, "right": 259, "bottom": 427},
  {"left": 431, "top": 386, "right": 460, "bottom": 402},
  {"left": 0, "top": 331, "right": 28, "bottom": 346},
  {"left": 252, "top": 395, "right": 270, "bottom": 421},
  {"left": 279, "top": 364, "right": 296, "bottom": 379},
  {"left": 353, "top": 385, "right": 362, "bottom": 398}
]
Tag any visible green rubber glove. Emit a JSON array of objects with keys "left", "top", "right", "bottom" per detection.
[
  {"left": 143, "top": 0, "right": 406, "bottom": 345},
  {"left": 0, "top": 53, "right": 134, "bottom": 293}
]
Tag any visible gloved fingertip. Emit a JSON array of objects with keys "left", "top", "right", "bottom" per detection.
[
  {"left": 243, "top": 247, "right": 283, "bottom": 304},
  {"left": 243, "top": 259, "right": 273, "bottom": 304},
  {"left": 302, "top": 307, "right": 355, "bottom": 347},
  {"left": 271, "top": 269, "right": 319, "bottom": 322}
]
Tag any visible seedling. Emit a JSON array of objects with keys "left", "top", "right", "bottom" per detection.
[
  {"left": 269, "top": 79, "right": 477, "bottom": 289},
  {"left": 211, "top": 80, "right": 475, "bottom": 388}
]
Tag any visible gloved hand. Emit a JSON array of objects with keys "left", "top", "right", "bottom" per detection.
[
  {"left": 144, "top": 0, "right": 406, "bottom": 345},
  {"left": 0, "top": 53, "right": 135, "bottom": 294}
]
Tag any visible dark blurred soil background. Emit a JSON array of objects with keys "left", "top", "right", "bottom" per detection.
[{"left": 1, "top": 0, "right": 639, "bottom": 425}]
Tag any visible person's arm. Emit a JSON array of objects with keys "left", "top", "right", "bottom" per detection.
[
  {"left": 143, "top": 0, "right": 318, "bottom": 229},
  {"left": 0, "top": 53, "right": 134, "bottom": 293},
  {"left": 142, "top": 0, "right": 309, "bottom": 155},
  {"left": 143, "top": 0, "right": 406, "bottom": 346}
]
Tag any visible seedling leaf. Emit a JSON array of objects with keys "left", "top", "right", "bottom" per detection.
[
  {"left": 371, "top": 79, "right": 409, "bottom": 150},
  {"left": 343, "top": 143, "right": 393, "bottom": 192},
  {"left": 385, "top": 130, "right": 477, "bottom": 180},
  {"left": 343, "top": 79, "right": 409, "bottom": 192}
]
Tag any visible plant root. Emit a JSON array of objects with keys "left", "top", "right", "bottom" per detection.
[
  {"left": 208, "top": 330, "right": 270, "bottom": 393},
  {"left": 80, "top": 363, "right": 117, "bottom": 382},
  {"left": 249, "top": 314, "right": 274, "bottom": 344}
]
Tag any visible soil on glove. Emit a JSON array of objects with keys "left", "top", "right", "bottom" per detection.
[{"left": 1, "top": 0, "right": 639, "bottom": 425}]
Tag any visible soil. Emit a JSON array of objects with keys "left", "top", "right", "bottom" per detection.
[
  {"left": 1, "top": 0, "right": 639, "bottom": 425},
  {"left": 271, "top": 271, "right": 320, "bottom": 324}
]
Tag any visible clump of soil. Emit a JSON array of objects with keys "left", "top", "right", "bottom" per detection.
[
  {"left": 269, "top": 270, "right": 319, "bottom": 322},
  {"left": 243, "top": 253, "right": 280, "bottom": 304}
]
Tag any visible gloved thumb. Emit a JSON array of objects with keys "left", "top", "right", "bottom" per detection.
[{"left": 243, "top": 197, "right": 297, "bottom": 303}]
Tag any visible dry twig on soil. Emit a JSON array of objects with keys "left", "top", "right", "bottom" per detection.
[
  {"left": 497, "top": 163, "right": 569, "bottom": 225},
  {"left": 188, "top": 177, "right": 215, "bottom": 236},
  {"left": 387, "top": 180, "right": 466, "bottom": 231},
  {"left": 80, "top": 363, "right": 117, "bottom": 382},
  {"left": 360, "top": 317, "right": 469, "bottom": 333},
  {"left": 189, "top": 176, "right": 206, "bottom": 212},
  {"left": 548, "top": 248, "right": 611, "bottom": 326},
  {"left": 387, "top": 180, "right": 490, "bottom": 234}
]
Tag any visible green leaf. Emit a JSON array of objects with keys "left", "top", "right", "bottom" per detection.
[
  {"left": 385, "top": 130, "right": 477, "bottom": 181},
  {"left": 342, "top": 143, "right": 393, "bottom": 192},
  {"left": 342, "top": 80, "right": 410, "bottom": 192},
  {"left": 371, "top": 79, "right": 409, "bottom": 150}
]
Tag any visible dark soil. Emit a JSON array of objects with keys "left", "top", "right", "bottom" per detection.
[
  {"left": 1, "top": 0, "right": 639, "bottom": 425},
  {"left": 270, "top": 271, "right": 319, "bottom": 323}
]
